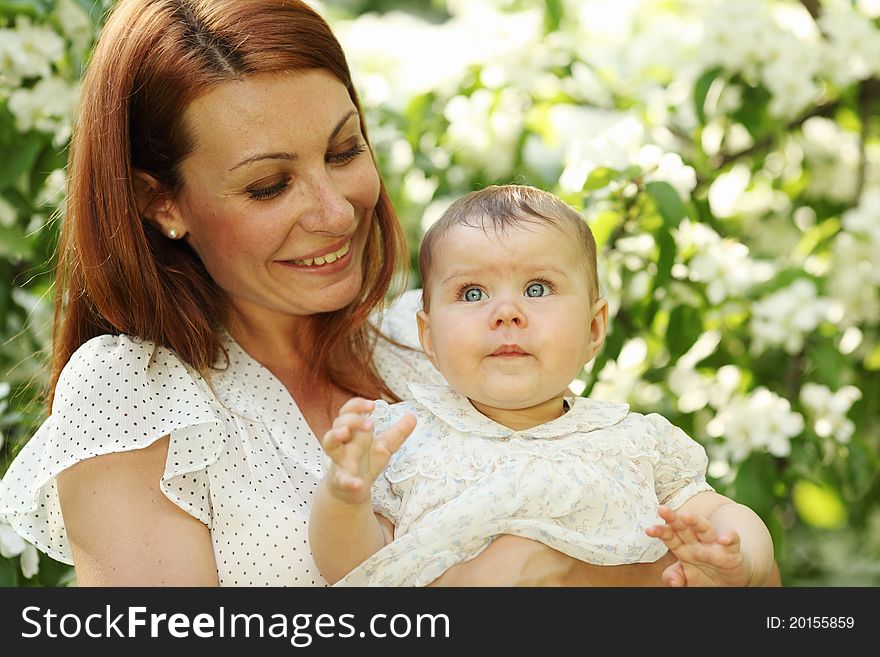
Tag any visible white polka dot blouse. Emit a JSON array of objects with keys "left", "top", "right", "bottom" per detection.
[{"left": 0, "top": 290, "right": 441, "bottom": 586}]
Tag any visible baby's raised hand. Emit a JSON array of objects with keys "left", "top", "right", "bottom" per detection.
[
  {"left": 645, "top": 506, "right": 753, "bottom": 587},
  {"left": 320, "top": 398, "right": 416, "bottom": 505}
]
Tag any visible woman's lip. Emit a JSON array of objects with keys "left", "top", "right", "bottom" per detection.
[{"left": 284, "top": 237, "right": 351, "bottom": 263}]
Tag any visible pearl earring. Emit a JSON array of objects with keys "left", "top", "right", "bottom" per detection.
[{"left": 167, "top": 228, "right": 179, "bottom": 239}]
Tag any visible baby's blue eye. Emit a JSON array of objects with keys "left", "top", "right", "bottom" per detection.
[
  {"left": 462, "top": 287, "right": 486, "bottom": 302},
  {"left": 525, "top": 282, "right": 550, "bottom": 297}
]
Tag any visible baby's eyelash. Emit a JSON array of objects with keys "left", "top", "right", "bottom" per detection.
[
  {"left": 528, "top": 277, "right": 555, "bottom": 292},
  {"left": 455, "top": 282, "right": 485, "bottom": 299},
  {"left": 327, "top": 143, "right": 367, "bottom": 164}
]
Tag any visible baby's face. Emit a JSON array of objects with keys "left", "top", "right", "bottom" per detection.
[{"left": 418, "top": 220, "right": 607, "bottom": 412}]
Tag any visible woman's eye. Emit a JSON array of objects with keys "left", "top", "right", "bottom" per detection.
[
  {"left": 247, "top": 179, "right": 289, "bottom": 200},
  {"left": 327, "top": 143, "right": 367, "bottom": 165},
  {"left": 462, "top": 287, "right": 486, "bottom": 302},
  {"left": 525, "top": 282, "right": 550, "bottom": 297}
]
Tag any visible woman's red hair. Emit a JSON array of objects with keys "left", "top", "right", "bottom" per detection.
[{"left": 51, "top": 0, "right": 407, "bottom": 406}]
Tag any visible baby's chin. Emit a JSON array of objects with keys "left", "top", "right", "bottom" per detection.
[{"left": 464, "top": 389, "right": 566, "bottom": 413}]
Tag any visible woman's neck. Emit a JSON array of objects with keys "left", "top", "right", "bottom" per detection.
[
  {"left": 225, "top": 305, "right": 318, "bottom": 368},
  {"left": 469, "top": 394, "right": 567, "bottom": 431}
]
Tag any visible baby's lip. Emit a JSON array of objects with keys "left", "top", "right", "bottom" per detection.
[{"left": 490, "top": 344, "right": 529, "bottom": 356}]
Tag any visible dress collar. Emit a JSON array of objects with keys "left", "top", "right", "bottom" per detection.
[{"left": 407, "top": 382, "right": 630, "bottom": 440}]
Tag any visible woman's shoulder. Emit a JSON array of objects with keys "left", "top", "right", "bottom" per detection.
[
  {"left": 0, "top": 333, "right": 229, "bottom": 563},
  {"left": 57, "top": 333, "right": 207, "bottom": 404},
  {"left": 371, "top": 290, "right": 446, "bottom": 398},
  {"left": 62, "top": 333, "right": 176, "bottom": 375},
  {"left": 375, "top": 288, "right": 423, "bottom": 348}
]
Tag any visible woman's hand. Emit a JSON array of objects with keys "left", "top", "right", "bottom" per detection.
[
  {"left": 428, "top": 533, "right": 782, "bottom": 587},
  {"left": 427, "top": 535, "right": 575, "bottom": 586}
]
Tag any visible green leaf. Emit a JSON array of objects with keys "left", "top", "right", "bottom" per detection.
[
  {"left": 792, "top": 480, "right": 847, "bottom": 529},
  {"left": 732, "top": 83, "right": 772, "bottom": 138},
  {"left": 652, "top": 228, "right": 676, "bottom": 291},
  {"left": 583, "top": 166, "right": 618, "bottom": 192},
  {"left": 544, "top": 0, "right": 563, "bottom": 33},
  {"left": 0, "top": 0, "right": 46, "bottom": 19},
  {"left": 731, "top": 453, "right": 778, "bottom": 517},
  {"left": 666, "top": 305, "right": 702, "bottom": 360},
  {"left": 0, "top": 557, "right": 18, "bottom": 587},
  {"left": 586, "top": 209, "right": 621, "bottom": 249},
  {"left": 0, "top": 223, "right": 33, "bottom": 259},
  {"left": 645, "top": 181, "right": 686, "bottom": 227},
  {"left": 793, "top": 218, "right": 840, "bottom": 259},
  {"left": 694, "top": 66, "right": 722, "bottom": 125},
  {"left": 0, "top": 128, "right": 44, "bottom": 191}
]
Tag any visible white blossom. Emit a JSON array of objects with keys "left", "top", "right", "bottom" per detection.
[
  {"left": 591, "top": 337, "right": 647, "bottom": 403},
  {"left": 819, "top": 5, "right": 880, "bottom": 86},
  {"left": 800, "top": 117, "right": 861, "bottom": 203},
  {"left": 0, "top": 195, "right": 17, "bottom": 228},
  {"left": 827, "top": 233, "right": 880, "bottom": 326},
  {"left": 0, "top": 18, "right": 65, "bottom": 88},
  {"left": 0, "top": 519, "right": 39, "bottom": 579},
  {"left": 443, "top": 88, "right": 525, "bottom": 178},
  {"left": 680, "top": 224, "right": 774, "bottom": 305},
  {"left": 54, "top": 0, "right": 95, "bottom": 58},
  {"left": 638, "top": 147, "right": 697, "bottom": 198},
  {"left": 800, "top": 383, "right": 862, "bottom": 443},
  {"left": 750, "top": 279, "right": 831, "bottom": 354},
  {"left": 708, "top": 387, "right": 804, "bottom": 461},
  {"left": 842, "top": 188, "right": 880, "bottom": 246},
  {"left": 668, "top": 364, "right": 712, "bottom": 413},
  {"left": 7, "top": 76, "right": 78, "bottom": 144}
]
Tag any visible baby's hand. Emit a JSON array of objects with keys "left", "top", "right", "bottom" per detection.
[
  {"left": 321, "top": 398, "right": 416, "bottom": 505},
  {"left": 645, "top": 505, "right": 753, "bottom": 587}
]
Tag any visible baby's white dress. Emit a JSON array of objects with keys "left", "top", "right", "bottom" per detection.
[
  {"left": 0, "top": 290, "right": 438, "bottom": 586},
  {"left": 337, "top": 382, "right": 714, "bottom": 587}
]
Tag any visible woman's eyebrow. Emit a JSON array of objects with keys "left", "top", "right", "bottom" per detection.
[{"left": 228, "top": 110, "right": 359, "bottom": 172}]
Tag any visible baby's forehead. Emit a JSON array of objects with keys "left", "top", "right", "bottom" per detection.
[
  {"left": 435, "top": 222, "right": 586, "bottom": 276},
  {"left": 443, "top": 216, "right": 576, "bottom": 244}
]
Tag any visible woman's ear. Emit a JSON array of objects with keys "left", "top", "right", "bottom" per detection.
[
  {"left": 585, "top": 297, "right": 608, "bottom": 364},
  {"left": 416, "top": 309, "right": 438, "bottom": 365},
  {"left": 132, "top": 169, "right": 187, "bottom": 239}
]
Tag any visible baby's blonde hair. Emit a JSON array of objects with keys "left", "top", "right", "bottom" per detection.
[{"left": 419, "top": 185, "right": 598, "bottom": 310}]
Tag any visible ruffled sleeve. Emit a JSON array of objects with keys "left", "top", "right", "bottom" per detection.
[
  {"left": 371, "top": 289, "right": 446, "bottom": 401},
  {"left": 646, "top": 413, "right": 714, "bottom": 509},
  {"left": 366, "top": 399, "right": 415, "bottom": 525},
  {"left": 0, "top": 334, "right": 226, "bottom": 565}
]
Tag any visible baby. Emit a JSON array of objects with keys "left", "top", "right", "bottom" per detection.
[{"left": 309, "top": 184, "right": 774, "bottom": 587}]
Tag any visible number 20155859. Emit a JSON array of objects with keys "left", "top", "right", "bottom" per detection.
[{"left": 766, "top": 616, "right": 854, "bottom": 629}]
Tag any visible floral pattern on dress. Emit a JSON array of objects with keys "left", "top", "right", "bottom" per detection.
[{"left": 336, "top": 382, "right": 714, "bottom": 587}]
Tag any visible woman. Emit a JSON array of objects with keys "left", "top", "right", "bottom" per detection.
[{"left": 0, "top": 0, "right": 775, "bottom": 586}]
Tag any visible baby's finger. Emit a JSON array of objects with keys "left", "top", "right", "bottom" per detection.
[
  {"left": 321, "top": 425, "right": 350, "bottom": 452},
  {"left": 690, "top": 514, "right": 719, "bottom": 544},
  {"left": 645, "top": 524, "right": 675, "bottom": 541},
  {"left": 338, "top": 397, "right": 376, "bottom": 416},
  {"left": 333, "top": 468, "right": 365, "bottom": 492},
  {"left": 332, "top": 412, "right": 374, "bottom": 434},
  {"left": 667, "top": 509, "right": 700, "bottom": 545},
  {"left": 718, "top": 530, "right": 742, "bottom": 550},
  {"left": 377, "top": 413, "right": 417, "bottom": 455}
]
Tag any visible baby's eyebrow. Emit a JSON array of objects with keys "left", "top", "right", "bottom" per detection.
[{"left": 439, "top": 265, "right": 570, "bottom": 287}]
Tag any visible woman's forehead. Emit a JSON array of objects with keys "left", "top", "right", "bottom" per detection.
[{"left": 179, "top": 70, "right": 358, "bottom": 169}]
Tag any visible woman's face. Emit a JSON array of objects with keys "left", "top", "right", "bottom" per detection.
[{"left": 169, "top": 70, "right": 380, "bottom": 326}]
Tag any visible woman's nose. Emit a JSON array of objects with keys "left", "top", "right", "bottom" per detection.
[
  {"left": 298, "top": 170, "right": 354, "bottom": 235},
  {"left": 491, "top": 298, "right": 527, "bottom": 329}
]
